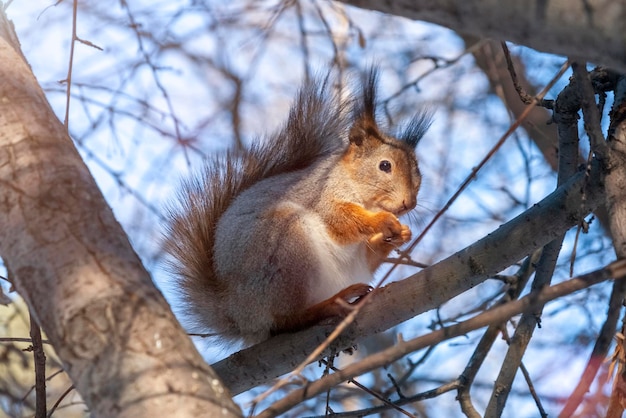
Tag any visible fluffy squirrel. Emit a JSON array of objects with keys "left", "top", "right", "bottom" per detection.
[{"left": 165, "top": 69, "right": 431, "bottom": 345}]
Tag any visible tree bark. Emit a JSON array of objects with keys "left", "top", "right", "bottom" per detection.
[
  {"left": 338, "top": 0, "right": 626, "bottom": 72},
  {"left": 0, "top": 8, "right": 240, "bottom": 418},
  {"left": 605, "top": 75, "right": 626, "bottom": 417}
]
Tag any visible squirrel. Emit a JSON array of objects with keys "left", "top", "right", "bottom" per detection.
[{"left": 164, "top": 68, "right": 431, "bottom": 346}]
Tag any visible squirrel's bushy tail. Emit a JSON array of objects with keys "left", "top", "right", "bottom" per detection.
[{"left": 163, "top": 74, "right": 349, "bottom": 340}]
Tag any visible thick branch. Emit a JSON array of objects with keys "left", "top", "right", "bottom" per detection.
[
  {"left": 605, "top": 76, "right": 626, "bottom": 256},
  {"left": 215, "top": 159, "right": 606, "bottom": 395},
  {"left": 338, "top": 0, "right": 626, "bottom": 72},
  {"left": 557, "top": 71, "right": 622, "bottom": 418},
  {"left": 0, "top": 8, "right": 240, "bottom": 418}
]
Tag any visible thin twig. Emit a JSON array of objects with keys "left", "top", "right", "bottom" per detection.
[
  {"left": 558, "top": 74, "right": 622, "bottom": 418},
  {"left": 383, "top": 257, "right": 429, "bottom": 269},
  {"left": 119, "top": 0, "right": 184, "bottom": 142},
  {"left": 29, "top": 310, "right": 47, "bottom": 418},
  {"left": 383, "top": 344, "right": 437, "bottom": 397},
  {"left": 47, "top": 385, "right": 74, "bottom": 418},
  {"left": 311, "top": 1, "right": 341, "bottom": 68},
  {"left": 305, "top": 379, "right": 461, "bottom": 418},
  {"left": 500, "top": 41, "right": 551, "bottom": 108},
  {"left": 320, "top": 359, "right": 416, "bottom": 418},
  {"left": 294, "top": 1, "right": 311, "bottom": 84},
  {"left": 63, "top": 0, "right": 79, "bottom": 129},
  {"left": 0, "top": 337, "right": 51, "bottom": 344},
  {"left": 518, "top": 361, "right": 548, "bottom": 417},
  {"left": 381, "top": 39, "right": 488, "bottom": 122}
]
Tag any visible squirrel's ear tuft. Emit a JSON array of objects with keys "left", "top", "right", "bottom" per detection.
[
  {"left": 360, "top": 66, "right": 378, "bottom": 121},
  {"left": 398, "top": 110, "right": 433, "bottom": 148},
  {"left": 349, "top": 66, "right": 382, "bottom": 147}
]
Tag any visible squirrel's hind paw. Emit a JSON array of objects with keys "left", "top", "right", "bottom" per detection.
[{"left": 335, "top": 283, "right": 373, "bottom": 304}]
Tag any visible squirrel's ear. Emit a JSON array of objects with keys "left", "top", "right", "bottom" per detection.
[{"left": 349, "top": 116, "right": 381, "bottom": 147}]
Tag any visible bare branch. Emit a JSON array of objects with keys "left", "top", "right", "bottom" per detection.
[
  {"left": 458, "top": 250, "right": 541, "bottom": 417},
  {"left": 63, "top": 0, "right": 79, "bottom": 129},
  {"left": 309, "top": 379, "right": 461, "bottom": 418},
  {"left": 466, "top": 37, "right": 561, "bottom": 172},
  {"left": 47, "top": 385, "right": 75, "bottom": 418},
  {"left": 256, "top": 261, "right": 626, "bottom": 417},
  {"left": 500, "top": 41, "right": 551, "bottom": 108},
  {"left": 320, "top": 360, "right": 416, "bottom": 418},
  {"left": 504, "top": 328, "right": 548, "bottom": 418},
  {"left": 0, "top": 337, "right": 51, "bottom": 344}
]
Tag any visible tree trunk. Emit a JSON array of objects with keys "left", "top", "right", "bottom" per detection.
[
  {"left": 0, "top": 9, "right": 240, "bottom": 418},
  {"left": 605, "top": 75, "right": 626, "bottom": 417}
]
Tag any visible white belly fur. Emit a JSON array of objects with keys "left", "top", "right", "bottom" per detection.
[{"left": 301, "top": 211, "right": 372, "bottom": 305}]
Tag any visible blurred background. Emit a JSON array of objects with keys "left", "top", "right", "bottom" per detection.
[{"left": 0, "top": 1, "right": 616, "bottom": 417}]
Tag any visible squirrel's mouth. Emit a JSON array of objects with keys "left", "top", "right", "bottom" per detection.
[
  {"left": 379, "top": 202, "right": 413, "bottom": 217},
  {"left": 370, "top": 194, "right": 416, "bottom": 216}
]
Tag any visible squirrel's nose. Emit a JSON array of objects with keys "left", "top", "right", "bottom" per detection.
[{"left": 403, "top": 196, "right": 417, "bottom": 211}]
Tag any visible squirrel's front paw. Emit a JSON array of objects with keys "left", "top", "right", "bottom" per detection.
[
  {"left": 369, "top": 224, "right": 411, "bottom": 246},
  {"left": 396, "top": 224, "right": 412, "bottom": 244},
  {"left": 373, "top": 212, "right": 410, "bottom": 243}
]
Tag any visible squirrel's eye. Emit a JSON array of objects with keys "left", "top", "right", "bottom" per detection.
[{"left": 379, "top": 160, "right": 392, "bottom": 173}]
